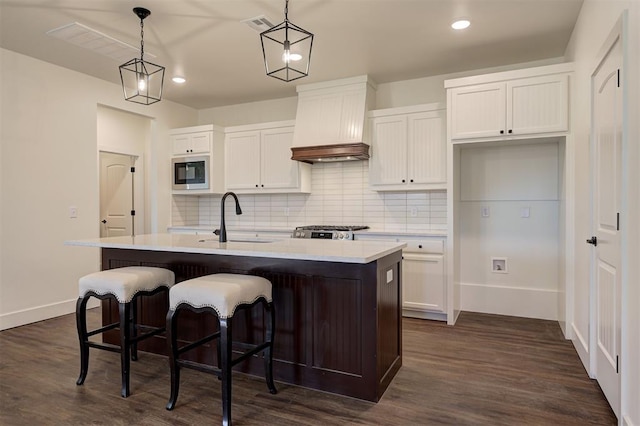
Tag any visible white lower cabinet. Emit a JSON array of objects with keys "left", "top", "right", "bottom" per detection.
[
  {"left": 356, "top": 234, "right": 447, "bottom": 321},
  {"left": 403, "top": 252, "right": 445, "bottom": 317}
]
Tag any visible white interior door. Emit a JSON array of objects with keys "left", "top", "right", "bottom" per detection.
[
  {"left": 590, "top": 29, "right": 622, "bottom": 419},
  {"left": 100, "top": 152, "right": 135, "bottom": 237}
]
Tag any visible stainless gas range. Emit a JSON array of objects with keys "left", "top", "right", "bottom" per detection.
[{"left": 292, "top": 225, "right": 369, "bottom": 241}]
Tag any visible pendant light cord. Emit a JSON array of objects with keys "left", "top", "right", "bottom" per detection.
[
  {"left": 284, "top": 0, "right": 289, "bottom": 21},
  {"left": 139, "top": 17, "right": 145, "bottom": 61}
]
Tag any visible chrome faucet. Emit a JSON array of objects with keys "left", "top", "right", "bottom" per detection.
[{"left": 219, "top": 192, "right": 242, "bottom": 243}]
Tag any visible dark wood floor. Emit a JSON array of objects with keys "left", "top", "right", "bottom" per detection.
[{"left": 0, "top": 310, "right": 615, "bottom": 425}]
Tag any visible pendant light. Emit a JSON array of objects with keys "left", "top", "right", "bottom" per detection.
[
  {"left": 119, "top": 7, "right": 165, "bottom": 105},
  {"left": 260, "top": 0, "right": 314, "bottom": 82}
]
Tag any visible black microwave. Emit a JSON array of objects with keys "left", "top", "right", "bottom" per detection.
[{"left": 172, "top": 156, "right": 209, "bottom": 190}]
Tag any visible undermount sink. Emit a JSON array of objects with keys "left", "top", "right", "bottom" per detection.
[{"left": 198, "top": 238, "right": 276, "bottom": 244}]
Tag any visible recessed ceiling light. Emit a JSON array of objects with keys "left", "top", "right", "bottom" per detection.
[
  {"left": 172, "top": 76, "right": 186, "bottom": 84},
  {"left": 451, "top": 20, "right": 471, "bottom": 30}
]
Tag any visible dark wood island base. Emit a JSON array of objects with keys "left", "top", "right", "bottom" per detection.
[{"left": 101, "top": 247, "right": 403, "bottom": 402}]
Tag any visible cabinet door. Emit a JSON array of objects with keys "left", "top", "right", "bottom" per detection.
[
  {"left": 450, "top": 82, "right": 505, "bottom": 140},
  {"left": 507, "top": 74, "right": 569, "bottom": 135},
  {"left": 189, "top": 132, "right": 211, "bottom": 154},
  {"left": 407, "top": 110, "right": 446, "bottom": 185},
  {"left": 225, "top": 131, "right": 261, "bottom": 190},
  {"left": 402, "top": 253, "right": 445, "bottom": 313},
  {"left": 261, "top": 127, "right": 298, "bottom": 189},
  {"left": 369, "top": 115, "right": 408, "bottom": 186},
  {"left": 171, "top": 134, "right": 190, "bottom": 155}
]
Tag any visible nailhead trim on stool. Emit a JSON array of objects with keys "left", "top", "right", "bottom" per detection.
[
  {"left": 75, "top": 266, "right": 175, "bottom": 398},
  {"left": 166, "top": 273, "right": 277, "bottom": 426}
]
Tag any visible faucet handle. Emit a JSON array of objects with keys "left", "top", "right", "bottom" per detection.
[{"left": 213, "top": 229, "right": 220, "bottom": 236}]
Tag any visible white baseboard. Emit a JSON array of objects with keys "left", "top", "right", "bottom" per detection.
[
  {"left": 402, "top": 309, "right": 447, "bottom": 322},
  {"left": 571, "top": 322, "right": 592, "bottom": 377},
  {"left": 460, "top": 282, "right": 558, "bottom": 320},
  {"left": 0, "top": 298, "right": 99, "bottom": 331}
]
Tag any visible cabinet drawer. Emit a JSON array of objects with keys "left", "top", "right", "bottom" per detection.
[{"left": 403, "top": 240, "right": 443, "bottom": 254}]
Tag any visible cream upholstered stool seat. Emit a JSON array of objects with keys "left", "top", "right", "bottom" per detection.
[
  {"left": 75, "top": 266, "right": 175, "bottom": 397},
  {"left": 165, "top": 273, "right": 277, "bottom": 426}
]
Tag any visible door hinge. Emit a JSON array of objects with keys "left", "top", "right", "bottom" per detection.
[
  {"left": 131, "top": 166, "right": 135, "bottom": 173},
  {"left": 131, "top": 210, "right": 136, "bottom": 216},
  {"left": 616, "top": 355, "right": 619, "bottom": 374},
  {"left": 617, "top": 212, "right": 620, "bottom": 231},
  {"left": 617, "top": 69, "right": 620, "bottom": 88}
]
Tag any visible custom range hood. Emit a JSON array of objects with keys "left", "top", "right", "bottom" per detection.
[{"left": 291, "top": 76, "right": 376, "bottom": 163}]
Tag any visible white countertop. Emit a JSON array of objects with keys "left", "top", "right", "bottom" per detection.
[
  {"left": 167, "top": 226, "right": 447, "bottom": 238},
  {"left": 65, "top": 233, "right": 406, "bottom": 264}
]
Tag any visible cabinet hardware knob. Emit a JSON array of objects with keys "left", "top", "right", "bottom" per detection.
[
  {"left": 500, "top": 130, "right": 504, "bottom": 134},
  {"left": 410, "top": 179, "right": 414, "bottom": 183},
  {"left": 261, "top": 184, "right": 264, "bottom": 187},
  {"left": 418, "top": 245, "right": 422, "bottom": 249},
  {"left": 255, "top": 184, "right": 259, "bottom": 187},
  {"left": 402, "top": 179, "right": 406, "bottom": 183},
  {"left": 508, "top": 129, "right": 513, "bottom": 134}
]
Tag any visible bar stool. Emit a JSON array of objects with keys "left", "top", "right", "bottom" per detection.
[
  {"left": 165, "top": 273, "right": 277, "bottom": 426},
  {"left": 75, "top": 266, "right": 175, "bottom": 397}
]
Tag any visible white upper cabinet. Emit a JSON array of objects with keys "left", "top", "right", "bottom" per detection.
[
  {"left": 170, "top": 125, "right": 213, "bottom": 155},
  {"left": 449, "top": 82, "right": 505, "bottom": 140},
  {"left": 225, "top": 121, "right": 310, "bottom": 194},
  {"left": 292, "top": 75, "right": 376, "bottom": 147},
  {"left": 225, "top": 131, "right": 261, "bottom": 191},
  {"left": 170, "top": 124, "right": 225, "bottom": 194},
  {"left": 369, "top": 104, "right": 446, "bottom": 191},
  {"left": 446, "top": 64, "right": 571, "bottom": 142}
]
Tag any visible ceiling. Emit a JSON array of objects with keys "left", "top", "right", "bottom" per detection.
[{"left": 0, "top": 0, "right": 584, "bottom": 109}]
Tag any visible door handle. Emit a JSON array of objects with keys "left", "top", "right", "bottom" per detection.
[
  {"left": 101, "top": 219, "right": 107, "bottom": 224},
  {"left": 586, "top": 236, "right": 597, "bottom": 246}
]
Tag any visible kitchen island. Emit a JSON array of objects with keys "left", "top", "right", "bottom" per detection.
[{"left": 66, "top": 234, "right": 405, "bottom": 402}]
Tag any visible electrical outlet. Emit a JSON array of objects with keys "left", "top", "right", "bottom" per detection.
[
  {"left": 521, "top": 206, "right": 530, "bottom": 218},
  {"left": 69, "top": 206, "right": 78, "bottom": 218},
  {"left": 481, "top": 206, "right": 490, "bottom": 218},
  {"left": 410, "top": 207, "right": 418, "bottom": 217}
]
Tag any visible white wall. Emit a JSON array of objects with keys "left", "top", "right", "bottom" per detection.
[
  {"left": 0, "top": 48, "right": 198, "bottom": 330},
  {"left": 564, "top": 1, "right": 640, "bottom": 424},
  {"left": 198, "top": 97, "right": 297, "bottom": 127},
  {"left": 97, "top": 106, "right": 150, "bottom": 234},
  {"left": 458, "top": 142, "right": 560, "bottom": 320},
  {"left": 196, "top": 58, "right": 566, "bottom": 128}
]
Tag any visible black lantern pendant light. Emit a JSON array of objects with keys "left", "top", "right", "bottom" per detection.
[
  {"left": 260, "top": 0, "right": 314, "bottom": 82},
  {"left": 119, "top": 7, "right": 165, "bottom": 105}
]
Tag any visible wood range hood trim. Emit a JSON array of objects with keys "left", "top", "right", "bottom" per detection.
[{"left": 291, "top": 143, "right": 370, "bottom": 164}]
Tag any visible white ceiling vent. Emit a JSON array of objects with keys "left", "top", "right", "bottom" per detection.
[
  {"left": 46, "top": 22, "right": 156, "bottom": 62},
  {"left": 241, "top": 15, "right": 275, "bottom": 33}
]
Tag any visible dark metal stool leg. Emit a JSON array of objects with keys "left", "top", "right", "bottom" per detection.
[
  {"left": 75, "top": 296, "right": 90, "bottom": 386},
  {"left": 119, "top": 302, "right": 132, "bottom": 398},
  {"left": 131, "top": 297, "right": 138, "bottom": 361},
  {"left": 166, "top": 308, "right": 180, "bottom": 411},
  {"left": 264, "top": 301, "right": 277, "bottom": 394},
  {"left": 220, "top": 318, "right": 232, "bottom": 426}
]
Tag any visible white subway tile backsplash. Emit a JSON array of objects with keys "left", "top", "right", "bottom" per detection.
[{"left": 173, "top": 161, "right": 447, "bottom": 231}]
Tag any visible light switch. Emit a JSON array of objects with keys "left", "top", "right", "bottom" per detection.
[
  {"left": 521, "top": 206, "right": 530, "bottom": 218},
  {"left": 481, "top": 206, "right": 490, "bottom": 218},
  {"left": 69, "top": 206, "right": 78, "bottom": 218}
]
